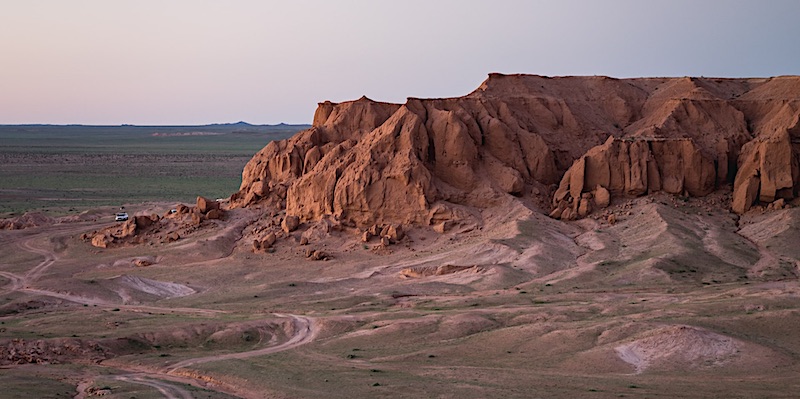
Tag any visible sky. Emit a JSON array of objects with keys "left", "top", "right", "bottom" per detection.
[{"left": 1, "top": 0, "right": 798, "bottom": 125}]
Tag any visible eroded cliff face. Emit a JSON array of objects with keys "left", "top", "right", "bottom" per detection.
[
  {"left": 232, "top": 74, "right": 800, "bottom": 226},
  {"left": 732, "top": 129, "right": 800, "bottom": 214},
  {"left": 551, "top": 137, "right": 718, "bottom": 220},
  {"left": 549, "top": 76, "right": 800, "bottom": 219},
  {"left": 233, "top": 94, "right": 563, "bottom": 226}
]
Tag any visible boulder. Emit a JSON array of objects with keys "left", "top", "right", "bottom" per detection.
[
  {"left": 262, "top": 232, "right": 277, "bottom": 247},
  {"left": 206, "top": 209, "right": 223, "bottom": 220},
  {"left": 281, "top": 215, "right": 300, "bottom": 233},
  {"left": 118, "top": 220, "right": 137, "bottom": 238},
  {"left": 252, "top": 232, "right": 277, "bottom": 252},
  {"left": 134, "top": 215, "right": 155, "bottom": 229},
  {"left": 191, "top": 210, "right": 202, "bottom": 226},
  {"left": 361, "top": 231, "right": 373, "bottom": 243},
  {"left": 301, "top": 218, "right": 332, "bottom": 242},
  {"left": 304, "top": 248, "right": 329, "bottom": 260},
  {"left": 433, "top": 221, "right": 451, "bottom": 234},
  {"left": 381, "top": 224, "right": 404, "bottom": 242},
  {"left": 560, "top": 207, "right": 575, "bottom": 221},
  {"left": 577, "top": 198, "right": 592, "bottom": 218},
  {"left": 594, "top": 185, "right": 611, "bottom": 208},
  {"left": 133, "top": 258, "right": 152, "bottom": 267},
  {"left": 367, "top": 225, "right": 381, "bottom": 236},
  {"left": 174, "top": 204, "right": 190, "bottom": 215},
  {"left": 196, "top": 196, "right": 220, "bottom": 214},
  {"left": 91, "top": 234, "right": 113, "bottom": 248}
]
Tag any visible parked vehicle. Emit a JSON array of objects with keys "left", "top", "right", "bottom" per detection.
[{"left": 115, "top": 212, "right": 129, "bottom": 221}]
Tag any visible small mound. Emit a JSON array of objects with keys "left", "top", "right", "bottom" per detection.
[
  {"left": 112, "top": 256, "right": 160, "bottom": 268},
  {"left": 0, "top": 338, "right": 110, "bottom": 365},
  {"left": 400, "top": 264, "right": 480, "bottom": 278},
  {"left": 739, "top": 207, "right": 800, "bottom": 263},
  {"left": 432, "top": 313, "right": 498, "bottom": 340},
  {"left": 0, "top": 212, "right": 54, "bottom": 230},
  {"left": 112, "top": 275, "right": 195, "bottom": 299},
  {"left": 614, "top": 325, "right": 739, "bottom": 373}
]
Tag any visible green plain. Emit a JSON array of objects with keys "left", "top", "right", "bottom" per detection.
[{"left": 0, "top": 123, "right": 308, "bottom": 216}]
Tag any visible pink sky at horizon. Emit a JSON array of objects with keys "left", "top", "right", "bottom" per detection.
[{"left": 1, "top": 0, "right": 798, "bottom": 125}]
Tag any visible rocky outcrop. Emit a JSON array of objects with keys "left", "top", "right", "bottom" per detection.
[
  {"left": 281, "top": 215, "right": 300, "bottom": 233},
  {"left": 0, "top": 338, "right": 110, "bottom": 365},
  {"left": 196, "top": 196, "right": 220, "bottom": 214},
  {"left": 86, "top": 199, "right": 227, "bottom": 248},
  {"left": 88, "top": 216, "right": 156, "bottom": 248},
  {"left": 232, "top": 74, "right": 800, "bottom": 225},
  {"left": 0, "top": 212, "right": 54, "bottom": 230},
  {"left": 732, "top": 129, "right": 800, "bottom": 213},
  {"left": 252, "top": 232, "right": 276, "bottom": 253},
  {"left": 551, "top": 137, "right": 718, "bottom": 219},
  {"left": 400, "top": 264, "right": 478, "bottom": 278}
]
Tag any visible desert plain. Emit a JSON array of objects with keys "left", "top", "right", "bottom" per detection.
[{"left": 1, "top": 74, "right": 800, "bottom": 398}]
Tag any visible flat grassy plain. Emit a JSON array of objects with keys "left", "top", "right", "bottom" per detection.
[{"left": 0, "top": 123, "right": 308, "bottom": 216}]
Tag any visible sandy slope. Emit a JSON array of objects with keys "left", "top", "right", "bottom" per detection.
[{"left": 0, "top": 199, "right": 799, "bottom": 398}]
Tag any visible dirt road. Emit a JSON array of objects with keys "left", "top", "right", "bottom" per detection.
[
  {"left": 115, "top": 374, "right": 196, "bottom": 399},
  {"left": 166, "top": 313, "right": 317, "bottom": 373},
  {"left": 2, "top": 221, "right": 318, "bottom": 399}
]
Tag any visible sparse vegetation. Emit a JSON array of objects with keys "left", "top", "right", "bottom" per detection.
[
  {"left": 0, "top": 124, "right": 305, "bottom": 216},
  {"left": 1, "top": 119, "right": 799, "bottom": 399}
]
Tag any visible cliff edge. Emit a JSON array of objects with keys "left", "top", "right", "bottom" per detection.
[{"left": 231, "top": 74, "right": 800, "bottom": 227}]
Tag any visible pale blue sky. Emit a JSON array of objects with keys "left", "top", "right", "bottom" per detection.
[{"left": 1, "top": 0, "right": 798, "bottom": 125}]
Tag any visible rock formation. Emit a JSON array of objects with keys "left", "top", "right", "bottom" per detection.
[
  {"left": 729, "top": 78, "right": 800, "bottom": 213},
  {"left": 232, "top": 74, "right": 800, "bottom": 225},
  {"left": 86, "top": 197, "right": 227, "bottom": 248},
  {"left": 89, "top": 216, "right": 155, "bottom": 248},
  {"left": 0, "top": 212, "right": 54, "bottom": 230},
  {"left": 551, "top": 137, "right": 719, "bottom": 219}
]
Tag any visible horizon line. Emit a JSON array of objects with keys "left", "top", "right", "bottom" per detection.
[{"left": 0, "top": 121, "right": 313, "bottom": 128}]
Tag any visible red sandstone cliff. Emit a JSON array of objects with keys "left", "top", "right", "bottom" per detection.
[{"left": 231, "top": 74, "right": 800, "bottom": 226}]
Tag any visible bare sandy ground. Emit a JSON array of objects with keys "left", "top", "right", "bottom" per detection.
[{"left": 1, "top": 197, "right": 799, "bottom": 398}]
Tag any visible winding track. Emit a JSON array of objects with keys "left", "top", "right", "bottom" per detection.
[
  {"left": 115, "top": 374, "right": 195, "bottom": 399},
  {"left": 1, "top": 223, "right": 318, "bottom": 399},
  {"left": 0, "top": 271, "right": 23, "bottom": 293},
  {"left": 165, "top": 313, "right": 317, "bottom": 373},
  {"left": 21, "top": 235, "right": 58, "bottom": 282}
]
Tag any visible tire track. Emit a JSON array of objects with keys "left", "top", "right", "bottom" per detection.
[
  {"left": 115, "top": 373, "right": 195, "bottom": 399},
  {"left": 0, "top": 271, "right": 23, "bottom": 293},
  {"left": 166, "top": 313, "right": 317, "bottom": 372},
  {"left": 4, "top": 222, "right": 317, "bottom": 398},
  {"left": 21, "top": 236, "right": 58, "bottom": 282}
]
